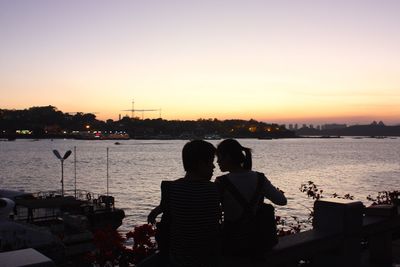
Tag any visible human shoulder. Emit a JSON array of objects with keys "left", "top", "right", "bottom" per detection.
[
  {"left": 214, "top": 174, "right": 228, "bottom": 184},
  {"left": 162, "top": 177, "right": 185, "bottom": 184},
  {"left": 161, "top": 178, "right": 185, "bottom": 190},
  {"left": 160, "top": 180, "right": 173, "bottom": 187},
  {"left": 254, "top": 171, "right": 271, "bottom": 182},
  {"left": 225, "top": 170, "right": 257, "bottom": 180},
  {"left": 214, "top": 175, "right": 224, "bottom": 182}
]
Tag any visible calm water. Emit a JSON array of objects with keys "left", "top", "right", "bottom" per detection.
[{"left": 1, "top": 138, "right": 400, "bottom": 233}]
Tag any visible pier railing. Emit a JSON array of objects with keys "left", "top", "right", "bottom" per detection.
[{"left": 225, "top": 198, "right": 400, "bottom": 267}]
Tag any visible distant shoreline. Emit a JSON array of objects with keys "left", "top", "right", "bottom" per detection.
[{"left": 1, "top": 135, "right": 398, "bottom": 142}]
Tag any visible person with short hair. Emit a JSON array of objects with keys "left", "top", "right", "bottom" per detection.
[{"left": 143, "top": 140, "right": 221, "bottom": 267}]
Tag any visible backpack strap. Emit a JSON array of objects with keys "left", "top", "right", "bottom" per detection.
[
  {"left": 221, "top": 173, "right": 264, "bottom": 218},
  {"left": 251, "top": 172, "right": 265, "bottom": 206}
]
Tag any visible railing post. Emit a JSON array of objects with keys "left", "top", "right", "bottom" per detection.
[
  {"left": 364, "top": 204, "right": 399, "bottom": 266},
  {"left": 312, "top": 198, "right": 364, "bottom": 267}
]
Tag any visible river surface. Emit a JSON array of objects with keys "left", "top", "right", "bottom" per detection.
[{"left": 1, "top": 138, "right": 400, "bottom": 233}]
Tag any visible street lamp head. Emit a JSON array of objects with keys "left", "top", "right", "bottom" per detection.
[
  {"left": 53, "top": 150, "right": 62, "bottom": 160},
  {"left": 63, "top": 150, "right": 72, "bottom": 160},
  {"left": 52, "top": 149, "right": 72, "bottom": 197}
]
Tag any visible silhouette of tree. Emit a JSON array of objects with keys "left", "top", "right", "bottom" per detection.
[{"left": 0, "top": 106, "right": 295, "bottom": 139}]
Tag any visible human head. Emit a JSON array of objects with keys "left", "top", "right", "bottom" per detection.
[
  {"left": 182, "top": 140, "right": 216, "bottom": 180},
  {"left": 216, "top": 139, "right": 252, "bottom": 172}
]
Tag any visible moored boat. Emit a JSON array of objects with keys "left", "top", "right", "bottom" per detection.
[
  {"left": 9, "top": 189, "right": 125, "bottom": 230},
  {"left": 72, "top": 131, "right": 130, "bottom": 140},
  {"left": 0, "top": 189, "right": 125, "bottom": 264}
]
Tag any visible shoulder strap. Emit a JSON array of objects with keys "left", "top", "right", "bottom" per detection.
[
  {"left": 252, "top": 173, "right": 265, "bottom": 206},
  {"left": 221, "top": 174, "right": 264, "bottom": 216},
  {"left": 221, "top": 175, "right": 248, "bottom": 209}
]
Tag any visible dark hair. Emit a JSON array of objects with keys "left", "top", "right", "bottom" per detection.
[
  {"left": 182, "top": 140, "right": 216, "bottom": 172},
  {"left": 216, "top": 139, "right": 252, "bottom": 170}
]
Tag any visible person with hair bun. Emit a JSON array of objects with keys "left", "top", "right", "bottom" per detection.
[{"left": 215, "top": 139, "right": 287, "bottom": 258}]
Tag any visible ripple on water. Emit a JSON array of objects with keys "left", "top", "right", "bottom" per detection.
[{"left": 1, "top": 138, "right": 400, "bottom": 230}]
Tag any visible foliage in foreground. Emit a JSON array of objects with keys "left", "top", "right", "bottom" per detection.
[
  {"left": 82, "top": 224, "right": 156, "bottom": 267},
  {"left": 85, "top": 183, "right": 400, "bottom": 266},
  {"left": 367, "top": 190, "right": 400, "bottom": 205}
]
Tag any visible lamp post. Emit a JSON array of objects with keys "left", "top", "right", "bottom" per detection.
[{"left": 53, "top": 149, "right": 72, "bottom": 196}]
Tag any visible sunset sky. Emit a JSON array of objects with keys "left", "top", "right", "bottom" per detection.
[{"left": 1, "top": 0, "right": 399, "bottom": 125}]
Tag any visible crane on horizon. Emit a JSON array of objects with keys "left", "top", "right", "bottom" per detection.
[{"left": 122, "top": 100, "right": 161, "bottom": 120}]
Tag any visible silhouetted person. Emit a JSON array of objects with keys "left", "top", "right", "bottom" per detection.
[
  {"left": 215, "top": 139, "right": 287, "bottom": 258},
  {"left": 143, "top": 140, "right": 221, "bottom": 267}
]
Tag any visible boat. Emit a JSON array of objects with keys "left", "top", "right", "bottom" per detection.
[
  {"left": 0, "top": 147, "right": 125, "bottom": 264},
  {"left": 102, "top": 132, "right": 130, "bottom": 140},
  {"left": 72, "top": 131, "right": 130, "bottom": 140},
  {"left": 204, "top": 134, "right": 222, "bottom": 140},
  {"left": 8, "top": 189, "right": 125, "bottom": 230},
  {"left": 0, "top": 189, "right": 125, "bottom": 264}
]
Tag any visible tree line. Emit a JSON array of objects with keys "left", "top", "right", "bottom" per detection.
[{"left": 0, "top": 106, "right": 295, "bottom": 139}]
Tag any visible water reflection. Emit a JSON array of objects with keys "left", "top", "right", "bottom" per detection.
[{"left": 1, "top": 138, "right": 399, "bottom": 233}]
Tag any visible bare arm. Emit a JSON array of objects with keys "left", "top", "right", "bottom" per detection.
[
  {"left": 264, "top": 178, "right": 287, "bottom": 206},
  {"left": 147, "top": 205, "right": 162, "bottom": 224}
]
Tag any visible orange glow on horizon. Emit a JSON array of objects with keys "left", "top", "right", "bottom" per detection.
[{"left": 1, "top": 1, "right": 400, "bottom": 126}]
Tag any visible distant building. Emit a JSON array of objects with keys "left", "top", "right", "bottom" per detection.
[
  {"left": 288, "top": 124, "right": 293, "bottom": 130},
  {"left": 321, "top": 124, "right": 347, "bottom": 130},
  {"left": 371, "top": 121, "right": 385, "bottom": 126}
]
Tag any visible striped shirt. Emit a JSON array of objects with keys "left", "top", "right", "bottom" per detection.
[{"left": 161, "top": 178, "right": 221, "bottom": 267}]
